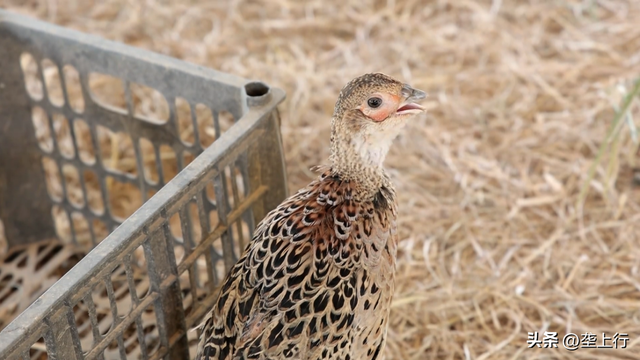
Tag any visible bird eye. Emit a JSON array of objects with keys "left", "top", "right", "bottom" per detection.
[{"left": 367, "top": 97, "right": 382, "bottom": 108}]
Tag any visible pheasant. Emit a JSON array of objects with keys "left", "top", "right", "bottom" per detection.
[{"left": 195, "top": 73, "right": 426, "bottom": 360}]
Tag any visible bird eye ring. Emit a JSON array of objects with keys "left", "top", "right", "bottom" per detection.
[{"left": 367, "top": 97, "right": 382, "bottom": 108}]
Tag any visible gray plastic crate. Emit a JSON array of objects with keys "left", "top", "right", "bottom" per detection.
[{"left": 0, "top": 10, "right": 287, "bottom": 360}]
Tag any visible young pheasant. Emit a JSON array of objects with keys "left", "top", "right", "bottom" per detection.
[{"left": 195, "top": 73, "right": 426, "bottom": 360}]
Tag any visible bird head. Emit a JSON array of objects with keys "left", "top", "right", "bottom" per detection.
[{"left": 330, "top": 73, "right": 426, "bottom": 173}]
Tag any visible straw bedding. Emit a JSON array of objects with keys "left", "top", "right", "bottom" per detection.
[{"left": 2, "top": 0, "right": 640, "bottom": 359}]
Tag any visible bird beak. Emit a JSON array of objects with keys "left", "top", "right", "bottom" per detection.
[{"left": 397, "top": 84, "right": 427, "bottom": 115}]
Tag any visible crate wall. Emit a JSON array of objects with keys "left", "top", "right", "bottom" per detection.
[{"left": 0, "top": 10, "right": 287, "bottom": 360}]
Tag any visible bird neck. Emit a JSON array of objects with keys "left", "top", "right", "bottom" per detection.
[{"left": 329, "top": 130, "right": 391, "bottom": 201}]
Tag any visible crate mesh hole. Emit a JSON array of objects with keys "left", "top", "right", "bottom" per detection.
[
  {"left": 88, "top": 72, "right": 127, "bottom": 114},
  {"left": 205, "top": 181, "right": 216, "bottom": 205},
  {"left": 106, "top": 176, "right": 142, "bottom": 222},
  {"left": 139, "top": 138, "right": 159, "bottom": 185},
  {"left": 195, "top": 104, "right": 215, "bottom": 148},
  {"left": 189, "top": 202, "right": 203, "bottom": 244},
  {"left": 83, "top": 170, "right": 105, "bottom": 215},
  {"left": 218, "top": 110, "right": 235, "bottom": 135},
  {"left": 41, "top": 59, "right": 64, "bottom": 107},
  {"left": 130, "top": 82, "right": 169, "bottom": 125},
  {"left": 94, "top": 285, "right": 111, "bottom": 335},
  {"left": 29, "top": 337, "right": 48, "bottom": 360},
  {"left": 209, "top": 235, "right": 225, "bottom": 284},
  {"left": 72, "top": 301, "right": 92, "bottom": 350},
  {"left": 159, "top": 145, "right": 178, "bottom": 184},
  {"left": 52, "top": 113, "right": 75, "bottom": 159},
  {"left": 31, "top": 106, "right": 54, "bottom": 153},
  {"left": 41, "top": 157, "right": 62, "bottom": 202},
  {"left": 62, "top": 65, "right": 84, "bottom": 113},
  {"left": 132, "top": 245, "right": 149, "bottom": 300},
  {"left": 209, "top": 210, "right": 219, "bottom": 232},
  {"left": 97, "top": 126, "right": 138, "bottom": 177},
  {"left": 51, "top": 205, "right": 72, "bottom": 243},
  {"left": 213, "top": 258, "right": 226, "bottom": 287},
  {"left": 73, "top": 119, "right": 96, "bottom": 165},
  {"left": 179, "top": 271, "right": 193, "bottom": 317},
  {"left": 71, "top": 212, "right": 92, "bottom": 248},
  {"left": 174, "top": 244, "right": 185, "bottom": 266},
  {"left": 235, "top": 164, "right": 247, "bottom": 199},
  {"left": 19, "top": 52, "right": 43, "bottom": 101},
  {"left": 62, "top": 164, "right": 84, "bottom": 208},
  {"left": 169, "top": 212, "right": 182, "bottom": 244},
  {"left": 210, "top": 216, "right": 223, "bottom": 254},
  {"left": 224, "top": 166, "right": 235, "bottom": 210},
  {"left": 228, "top": 218, "right": 242, "bottom": 261},
  {"left": 176, "top": 97, "right": 194, "bottom": 146},
  {"left": 195, "top": 252, "right": 210, "bottom": 291},
  {"left": 225, "top": 163, "right": 247, "bottom": 212},
  {"left": 110, "top": 264, "right": 133, "bottom": 319},
  {"left": 232, "top": 214, "right": 251, "bottom": 258}
]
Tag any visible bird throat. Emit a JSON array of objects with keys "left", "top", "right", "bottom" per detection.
[{"left": 329, "top": 130, "right": 391, "bottom": 201}]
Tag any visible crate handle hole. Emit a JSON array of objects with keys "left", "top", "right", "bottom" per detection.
[
  {"left": 245, "top": 82, "right": 269, "bottom": 97},
  {"left": 245, "top": 82, "right": 271, "bottom": 106}
]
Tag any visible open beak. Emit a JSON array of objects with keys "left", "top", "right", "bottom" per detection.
[{"left": 397, "top": 84, "right": 427, "bottom": 115}]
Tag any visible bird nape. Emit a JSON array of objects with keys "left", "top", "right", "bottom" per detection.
[{"left": 195, "top": 73, "right": 426, "bottom": 360}]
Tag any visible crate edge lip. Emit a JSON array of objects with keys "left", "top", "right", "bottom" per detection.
[
  {"left": 0, "top": 9, "right": 287, "bottom": 357},
  {"left": 0, "top": 8, "right": 248, "bottom": 90}
]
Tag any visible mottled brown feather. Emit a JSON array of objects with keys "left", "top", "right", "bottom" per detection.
[{"left": 195, "top": 168, "right": 398, "bottom": 360}]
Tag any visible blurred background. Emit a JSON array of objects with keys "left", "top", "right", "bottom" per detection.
[{"left": 2, "top": 0, "right": 640, "bottom": 359}]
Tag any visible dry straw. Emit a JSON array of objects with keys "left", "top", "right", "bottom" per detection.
[{"left": 2, "top": 0, "right": 640, "bottom": 359}]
